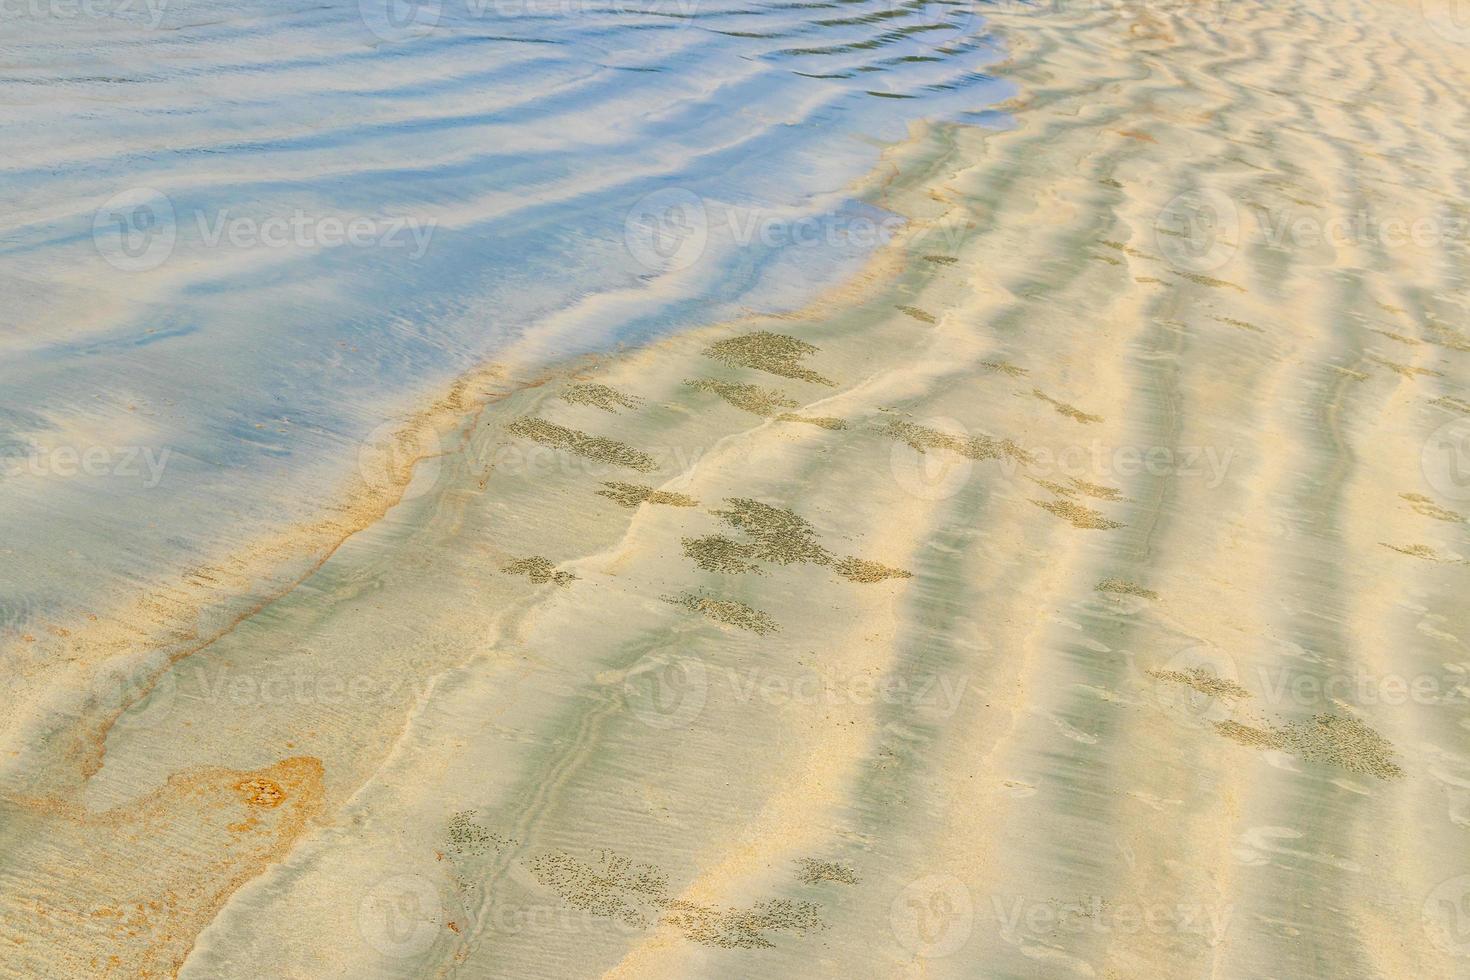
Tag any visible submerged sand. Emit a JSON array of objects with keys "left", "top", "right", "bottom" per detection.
[{"left": 3, "top": 0, "right": 1470, "bottom": 976}]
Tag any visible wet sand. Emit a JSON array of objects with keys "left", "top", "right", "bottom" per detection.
[{"left": 4, "top": 0, "right": 1470, "bottom": 976}]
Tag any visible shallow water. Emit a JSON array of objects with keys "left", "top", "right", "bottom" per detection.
[{"left": 0, "top": 0, "right": 1009, "bottom": 621}]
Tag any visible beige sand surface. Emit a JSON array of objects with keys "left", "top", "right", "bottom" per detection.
[{"left": 3, "top": 0, "right": 1470, "bottom": 976}]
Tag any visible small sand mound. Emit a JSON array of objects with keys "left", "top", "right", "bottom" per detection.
[
  {"left": 503, "top": 556, "right": 576, "bottom": 586},
  {"left": 704, "top": 332, "right": 833, "bottom": 386},
  {"left": 1097, "top": 578, "right": 1157, "bottom": 599},
  {"left": 1401, "top": 493, "right": 1462, "bottom": 522},
  {"left": 664, "top": 591, "right": 778, "bottom": 634},
  {"left": 682, "top": 535, "right": 764, "bottom": 575},
  {"left": 834, "top": 556, "right": 911, "bottom": 583},
  {"left": 796, "top": 858, "right": 859, "bottom": 885},
  {"left": 1032, "top": 498, "right": 1123, "bottom": 529},
  {"left": 1069, "top": 478, "right": 1123, "bottom": 500},
  {"left": 506, "top": 418, "right": 656, "bottom": 472},
  {"left": 776, "top": 413, "right": 847, "bottom": 430},
  {"left": 1216, "top": 714, "right": 1403, "bottom": 779},
  {"left": 1148, "top": 667, "right": 1250, "bottom": 701},
  {"left": 1430, "top": 395, "right": 1470, "bottom": 414},
  {"left": 684, "top": 378, "right": 797, "bottom": 417},
  {"left": 526, "top": 850, "right": 667, "bottom": 928},
  {"left": 562, "top": 382, "right": 642, "bottom": 413},
  {"left": 883, "top": 419, "right": 1030, "bottom": 463},
  {"left": 1033, "top": 389, "right": 1103, "bottom": 423},
  {"left": 981, "top": 360, "right": 1028, "bottom": 377},
  {"left": 447, "top": 810, "right": 514, "bottom": 856},
  {"left": 596, "top": 482, "right": 698, "bottom": 508},
  {"left": 713, "top": 498, "right": 830, "bottom": 565},
  {"left": 1380, "top": 542, "right": 1445, "bottom": 560},
  {"left": 896, "top": 305, "right": 936, "bottom": 323},
  {"left": 662, "top": 898, "right": 824, "bottom": 949}
]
